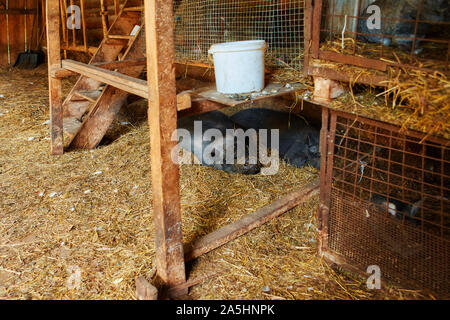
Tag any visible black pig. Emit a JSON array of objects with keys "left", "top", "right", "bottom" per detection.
[
  {"left": 176, "top": 111, "right": 261, "bottom": 175},
  {"left": 231, "top": 108, "right": 321, "bottom": 170}
]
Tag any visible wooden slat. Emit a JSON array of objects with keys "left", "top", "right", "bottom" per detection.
[
  {"left": 61, "top": 59, "right": 191, "bottom": 109},
  {"left": 194, "top": 82, "right": 306, "bottom": 107},
  {"left": 108, "top": 34, "right": 133, "bottom": 39},
  {"left": 46, "top": 0, "right": 63, "bottom": 155},
  {"left": 62, "top": 59, "right": 149, "bottom": 98},
  {"left": 0, "top": 4, "right": 8, "bottom": 65},
  {"left": 318, "top": 50, "right": 388, "bottom": 72},
  {"left": 144, "top": 0, "right": 187, "bottom": 296},
  {"left": 51, "top": 59, "right": 147, "bottom": 77},
  {"left": 70, "top": 27, "right": 148, "bottom": 149},
  {"left": 0, "top": 9, "right": 37, "bottom": 14},
  {"left": 8, "top": 0, "right": 26, "bottom": 65},
  {"left": 303, "top": 0, "right": 313, "bottom": 72},
  {"left": 184, "top": 180, "right": 320, "bottom": 262},
  {"left": 92, "top": 59, "right": 146, "bottom": 70},
  {"left": 28, "top": 0, "right": 39, "bottom": 50},
  {"left": 311, "top": 0, "right": 322, "bottom": 59},
  {"left": 60, "top": 44, "right": 98, "bottom": 54},
  {"left": 123, "top": 6, "right": 144, "bottom": 12},
  {"left": 308, "top": 66, "right": 389, "bottom": 87},
  {"left": 73, "top": 91, "right": 98, "bottom": 103}
]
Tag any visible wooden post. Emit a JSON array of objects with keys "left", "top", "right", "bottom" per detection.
[
  {"left": 100, "top": 0, "right": 109, "bottom": 39},
  {"left": 80, "top": 0, "right": 87, "bottom": 52},
  {"left": 46, "top": 0, "right": 63, "bottom": 155},
  {"left": 144, "top": 0, "right": 187, "bottom": 295}
]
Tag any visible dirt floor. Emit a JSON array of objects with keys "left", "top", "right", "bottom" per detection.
[{"left": 0, "top": 65, "right": 429, "bottom": 300}]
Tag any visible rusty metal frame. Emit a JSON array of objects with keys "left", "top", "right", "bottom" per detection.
[
  {"left": 318, "top": 106, "right": 450, "bottom": 298},
  {"left": 307, "top": 0, "right": 450, "bottom": 85}
]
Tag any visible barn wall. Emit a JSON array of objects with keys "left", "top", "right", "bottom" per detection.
[
  {"left": 0, "top": 0, "right": 126, "bottom": 66},
  {"left": 0, "top": 0, "right": 39, "bottom": 66}
]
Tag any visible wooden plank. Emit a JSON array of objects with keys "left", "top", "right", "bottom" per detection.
[
  {"left": 60, "top": 44, "right": 98, "bottom": 54},
  {"left": 69, "top": 28, "right": 148, "bottom": 149},
  {"left": 62, "top": 59, "right": 149, "bottom": 98},
  {"left": 144, "top": 0, "right": 187, "bottom": 296},
  {"left": 195, "top": 82, "right": 306, "bottom": 107},
  {"left": 184, "top": 180, "right": 320, "bottom": 262},
  {"left": 8, "top": 0, "right": 26, "bottom": 65},
  {"left": 0, "top": 3, "right": 8, "bottom": 65},
  {"left": 0, "top": 9, "right": 38, "bottom": 14},
  {"left": 46, "top": 0, "right": 63, "bottom": 155},
  {"left": 61, "top": 59, "right": 191, "bottom": 108},
  {"left": 92, "top": 58, "right": 146, "bottom": 69},
  {"left": 26, "top": 0, "right": 38, "bottom": 51},
  {"left": 318, "top": 50, "right": 388, "bottom": 72},
  {"left": 303, "top": 0, "right": 313, "bottom": 73},
  {"left": 308, "top": 66, "right": 389, "bottom": 87},
  {"left": 176, "top": 90, "right": 192, "bottom": 111},
  {"left": 178, "top": 98, "right": 226, "bottom": 119},
  {"left": 135, "top": 276, "right": 158, "bottom": 300},
  {"left": 311, "top": 0, "right": 322, "bottom": 59}
]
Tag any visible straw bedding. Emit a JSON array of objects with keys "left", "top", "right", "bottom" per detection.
[
  {"left": 0, "top": 65, "right": 429, "bottom": 299},
  {"left": 313, "top": 39, "right": 450, "bottom": 140}
]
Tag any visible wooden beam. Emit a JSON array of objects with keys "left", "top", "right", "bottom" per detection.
[
  {"left": 311, "top": 0, "right": 322, "bottom": 58},
  {"left": 60, "top": 44, "right": 97, "bottom": 55},
  {"left": 178, "top": 98, "right": 226, "bottom": 118},
  {"left": 50, "top": 67, "right": 77, "bottom": 78},
  {"left": 175, "top": 91, "right": 192, "bottom": 111},
  {"left": 92, "top": 59, "right": 147, "bottom": 70},
  {"left": 69, "top": 29, "right": 148, "bottom": 150},
  {"left": 308, "top": 66, "right": 389, "bottom": 87},
  {"left": 0, "top": 9, "right": 37, "bottom": 15},
  {"left": 318, "top": 50, "right": 388, "bottom": 72},
  {"left": 60, "top": 59, "right": 191, "bottom": 111},
  {"left": 46, "top": 0, "right": 63, "bottom": 155},
  {"left": 62, "top": 59, "right": 149, "bottom": 98},
  {"left": 184, "top": 180, "right": 320, "bottom": 262},
  {"left": 144, "top": 0, "right": 187, "bottom": 296}
]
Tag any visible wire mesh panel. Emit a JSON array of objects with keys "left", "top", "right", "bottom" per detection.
[
  {"left": 309, "top": 0, "right": 450, "bottom": 76},
  {"left": 320, "top": 108, "right": 450, "bottom": 298},
  {"left": 173, "top": 0, "right": 306, "bottom": 70}
]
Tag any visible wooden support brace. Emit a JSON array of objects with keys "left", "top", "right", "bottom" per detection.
[
  {"left": 184, "top": 180, "right": 320, "bottom": 262},
  {"left": 145, "top": 0, "right": 187, "bottom": 295},
  {"left": 47, "top": 0, "right": 63, "bottom": 155},
  {"left": 62, "top": 59, "right": 149, "bottom": 98},
  {"left": 61, "top": 59, "right": 192, "bottom": 111},
  {"left": 135, "top": 276, "right": 158, "bottom": 300},
  {"left": 60, "top": 44, "right": 97, "bottom": 55},
  {"left": 51, "top": 59, "right": 146, "bottom": 78}
]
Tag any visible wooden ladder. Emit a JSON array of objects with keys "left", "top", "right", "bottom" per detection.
[{"left": 62, "top": 0, "right": 146, "bottom": 149}]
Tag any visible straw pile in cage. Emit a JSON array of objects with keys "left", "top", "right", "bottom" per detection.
[
  {"left": 0, "top": 65, "right": 432, "bottom": 300},
  {"left": 315, "top": 39, "right": 450, "bottom": 140}
]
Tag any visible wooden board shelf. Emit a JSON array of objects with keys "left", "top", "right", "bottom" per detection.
[{"left": 194, "top": 82, "right": 307, "bottom": 107}]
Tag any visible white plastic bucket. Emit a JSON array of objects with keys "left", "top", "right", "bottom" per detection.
[{"left": 208, "top": 40, "right": 266, "bottom": 94}]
